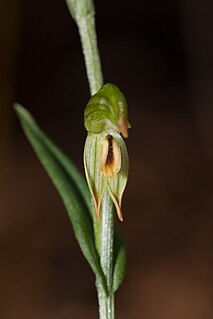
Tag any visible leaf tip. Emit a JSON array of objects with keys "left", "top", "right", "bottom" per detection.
[
  {"left": 13, "top": 103, "right": 28, "bottom": 121},
  {"left": 13, "top": 102, "right": 22, "bottom": 113}
]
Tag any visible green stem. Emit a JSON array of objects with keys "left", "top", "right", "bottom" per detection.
[
  {"left": 77, "top": 13, "right": 103, "bottom": 95},
  {"left": 97, "top": 191, "right": 114, "bottom": 319},
  {"left": 65, "top": 1, "right": 115, "bottom": 318},
  {"left": 65, "top": 0, "right": 103, "bottom": 95}
]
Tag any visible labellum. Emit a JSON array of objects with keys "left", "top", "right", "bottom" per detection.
[{"left": 100, "top": 134, "right": 121, "bottom": 178}]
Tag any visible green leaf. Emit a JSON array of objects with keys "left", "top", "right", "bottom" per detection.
[
  {"left": 14, "top": 104, "right": 107, "bottom": 294},
  {"left": 112, "top": 226, "right": 127, "bottom": 292}
]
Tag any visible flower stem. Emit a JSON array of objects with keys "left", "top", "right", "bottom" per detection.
[
  {"left": 77, "top": 13, "right": 103, "bottom": 95},
  {"left": 97, "top": 191, "right": 115, "bottom": 319},
  {"left": 65, "top": 1, "right": 115, "bottom": 318},
  {"left": 65, "top": 0, "right": 103, "bottom": 95}
]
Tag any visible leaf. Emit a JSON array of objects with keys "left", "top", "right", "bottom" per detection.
[
  {"left": 112, "top": 226, "right": 127, "bottom": 292},
  {"left": 14, "top": 104, "right": 107, "bottom": 294}
]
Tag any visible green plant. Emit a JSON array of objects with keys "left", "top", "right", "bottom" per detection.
[{"left": 14, "top": 1, "right": 130, "bottom": 318}]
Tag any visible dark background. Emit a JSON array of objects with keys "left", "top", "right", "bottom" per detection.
[{"left": 0, "top": 0, "right": 213, "bottom": 318}]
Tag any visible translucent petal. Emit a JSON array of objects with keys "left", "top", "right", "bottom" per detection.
[
  {"left": 84, "top": 135, "right": 105, "bottom": 219},
  {"left": 105, "top": 133, "right": 129, "bottom": 221},
  {"left": 84, "top": 132, "right": 129, "bottom": 221}
]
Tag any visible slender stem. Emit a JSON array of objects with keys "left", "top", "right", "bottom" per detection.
[
  {"left": 77, "top": 13, "right": 103, "bottom": 95},
  {"left": 65, "top": 0, "right": 103, "bottom": 95},
  {"left": 97, "top": 191, "right": 115, "bottom": 319},
  {"left": 65, "top": 1, "right": 115, "bottom": 318},
  {"left": 100, "top": 192, "right": 114, "bottom": 288}
]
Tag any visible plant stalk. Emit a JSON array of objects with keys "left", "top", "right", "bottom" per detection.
[
  {"left": 65, "top": 1, "right": 115, "bottom": 318},
  {"left": 97, "top": 191, "right": 114, "bottom": 319},
  {"left": 77, "top": 13, "right": 103, "bottom": 95}
]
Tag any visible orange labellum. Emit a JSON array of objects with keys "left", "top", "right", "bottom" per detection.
[{"left": 100, "top": 135, "right": 121, "bottom": 178}]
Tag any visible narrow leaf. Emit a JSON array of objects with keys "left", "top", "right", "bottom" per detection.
[
  {"left": 112, "top": 228, "right": 127, "bottom": 292},
  {"left": 14, "top": 104, "right": 107, "bottom": 294}
]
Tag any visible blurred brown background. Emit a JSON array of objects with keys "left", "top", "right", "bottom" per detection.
[{"left": 0, "top": 0, "right": 213, "bottom": 318}]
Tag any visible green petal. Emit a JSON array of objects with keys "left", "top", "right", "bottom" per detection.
[
  {"left": 105, "top": 133, "right": 129, "bottom": 221},
  {"left": 84, "top": 135, "right": 105, "bottom": 219}
]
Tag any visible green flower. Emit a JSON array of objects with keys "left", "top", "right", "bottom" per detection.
[{"left": 83, "top": 83, "right": 130, "bottom": 221}]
